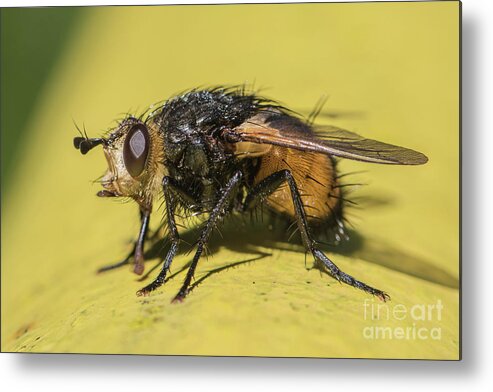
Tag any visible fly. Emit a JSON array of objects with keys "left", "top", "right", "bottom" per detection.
[{"left": 73, "top": 87, "right": 428, "bottom": 303}]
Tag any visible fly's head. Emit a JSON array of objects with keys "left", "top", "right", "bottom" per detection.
[{"left": 74, "top": 117, "right": 165, "bottom": 209}]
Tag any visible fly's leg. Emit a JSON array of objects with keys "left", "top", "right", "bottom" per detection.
[
  {"left": 133, "top": 210, "right": 151, "bottom": 275},
  {"left": 172, "top": 171, "right": 243, "bottom": 303},
  {"left": 97, "top": 209, "right": 150, "bottom": 275},
  {"left": 136, "top": 176, "right": 182, "bottom": 296},
  {"left": 243, "top": 169, "right": 390, "bottom": 302}
]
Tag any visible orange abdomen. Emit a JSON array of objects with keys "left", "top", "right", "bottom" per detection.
[{"left": 253, "top": 146, "right": 341, "bottom": 225}]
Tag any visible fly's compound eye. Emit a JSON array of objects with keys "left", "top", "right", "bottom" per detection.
[{"left": 123, "top": 124, "right": 150, "bottom": 178}]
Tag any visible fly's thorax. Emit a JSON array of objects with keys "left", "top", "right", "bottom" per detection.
[
  {"left": 101, "top": 117, "right": 166, "bottom": 208},
  {"left": 163, "top": 136, "right": 211, "bottom": 176},
  {"left": 159, "top": 124, "right": 236, "bottom": 181}
]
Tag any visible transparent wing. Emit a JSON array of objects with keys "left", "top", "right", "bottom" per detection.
[
  {"left": 313, "top": 125, "right": 428, "bottom": 165},
  {"left": 229, "top": 119, "right": 428, "bottom": 165}
]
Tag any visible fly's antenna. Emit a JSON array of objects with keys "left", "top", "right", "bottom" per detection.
[
  {"left": 72, "top": 120, "right": 107, "bottom": 154},
  {"left": 73, "top": 136, "right": 107, "bottom": 154}
]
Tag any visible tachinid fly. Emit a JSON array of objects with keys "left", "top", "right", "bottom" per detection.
[{"left": 73, "top": 87, "right": 428, "bottom": 303}]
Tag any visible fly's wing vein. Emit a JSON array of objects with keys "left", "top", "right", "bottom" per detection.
[{"left": 229, "top": 119, "right": 428, "bottom": 165}]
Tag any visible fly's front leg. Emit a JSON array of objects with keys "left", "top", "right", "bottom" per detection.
[
  {"left": 172, "top": 171, "right": 243, "bottom": 303},
  {"left": 97, "top": 208, "right": 150, "bottom": 274},
  {"left": 133, "top": 209, "right": 151, "bottom": 275},
  {"left": 244, "top": 169, "right": 390, "bottom": 302},
  {"left": 136, "top": 176, "right": 182, "bottom": 296}
]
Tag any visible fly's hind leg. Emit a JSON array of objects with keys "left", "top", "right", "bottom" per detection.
[
  {"left": 97, "top": 208, "right": 150, "bottom": 275},
  {"left": 243, "top": 169, "right": 390, "bottom": 302}
]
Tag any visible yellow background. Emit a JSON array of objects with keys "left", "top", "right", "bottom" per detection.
[{"left": 1, "top": 2, "right": 459, "bottom": 358}]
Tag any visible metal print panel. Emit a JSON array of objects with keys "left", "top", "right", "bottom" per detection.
[{"left": 1, "top": 1, "right": 460, "bottom": 359}]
